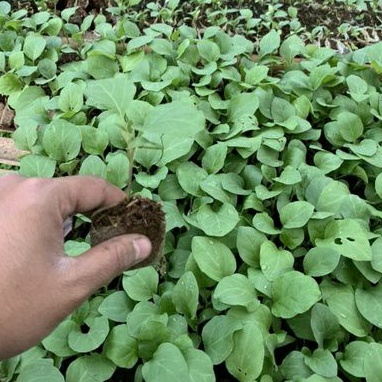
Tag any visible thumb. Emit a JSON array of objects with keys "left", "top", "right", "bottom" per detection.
[{"left": 67, "top": 234, "right": 152, "bottom": 294}]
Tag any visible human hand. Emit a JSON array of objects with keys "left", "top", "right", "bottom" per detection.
[{"left": 0, "top": 175, "right": 152, "bottom": 359}]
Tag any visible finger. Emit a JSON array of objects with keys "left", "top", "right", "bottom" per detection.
[
  {"left": 64, "top": 234, "right": 152, "bottom": 296},
  {"left": 0, "top": 173, "right": 23, "bottom": 190},
  {"left": 49, "top": 176, "right": 126, "bottom": 218}
]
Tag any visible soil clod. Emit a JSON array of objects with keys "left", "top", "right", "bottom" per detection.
[{"left": 90, "top": 195, "right": 166, "bottom": 271}]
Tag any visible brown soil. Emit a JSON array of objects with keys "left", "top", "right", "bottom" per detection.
[{"left": 90, "top": 195, "right": 166, "bottom": 272}]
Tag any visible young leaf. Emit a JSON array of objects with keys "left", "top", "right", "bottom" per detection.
[
  {"left": 259, "top": 30, "right": 280, "bottom": 57},
  {"left": 42, "top": 120, "right": 82, "bottom": 162},
  {"left": 201, "top": 315, "right": 242, "bottom": 365},
  {"left": 304, "top": 348, "right": 337, "bottom": 378},
  {"left": 142, "top": 343, "right": 191, "bottom": 382},
  {"left": 303, "top": 247, "right": 341, "bottom": 277},
  {"left": 23, "top": 33, "right": 46, "bottom": 61},
  {"left": 192, "top": 236, "right": 236, "bottom": 282},
  {"left": 315, "top": 219, "right": 372, "bottom": 261},
  {"left": 280, "top": 201, "right": 315, "bottom": 229},
  {"left": 213, "top": 274, "right": 258, "bottom": 310},
  {"left": 68, "top": 316, "right": 110, "bottom": 353},
  {"left": 58, "top": 82, "right": 83, "bottom": 113},
  {"left": 196, "top": 203, "right": 239, "bottom": 237},
  {"left": 226, "top": 322, "right": 264, "bottom": 381},
  {"left": 355, "top": 284, "right": 382, "bottom": 328},
  {"left": 98, "top": 291, "right": 135, "bottom": 322},
  {"left": 65, "top": 354, "right": 115, "bottom": 382},
  {"left": 260, "top": 241, "right": 294, "bottom": 281},
  {"left": 236, "top": 226, "right": 265, "bottom": 268},
  {"left": 364, "top": 343, "right": 382, "bottom": 382},
  {"left": 322, "top": 282, "right": 370, "bottom": 337},
  {"left": 340, "top": 341, "right": 369, "bottom": 378},
  {"left": 172, "top": 271, "right": 199, "bottom": 319},
  {"left": 310, "top": 303, "right": 340, "bottom": 348},
  {"left": 122, "top": 267, "right": 159, "bottom": 302},
  {"left": 104, "top": 324, "right": 138, "bottom": 368},
  {"left": 271, "top": 271, "right": 321, "bottom": 319},
  {"left": 19, "top": 155, "right": 56, "bottom": 178},
  {"left": 16, "top": 360, "right": 64, "bottom": 382},
  {"left": 79, "top": 155, "right": 107, "bottom": 178},
  {"left": 85, "top": 76, "right": 136, "bottom": 118},
  {"left": 141, "top": 100, "right": 205, "bottom": 138}
]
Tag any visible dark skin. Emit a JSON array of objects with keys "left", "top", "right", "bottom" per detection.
[{"left": 0, "top": 174, "right": 152, "bottom": 359}]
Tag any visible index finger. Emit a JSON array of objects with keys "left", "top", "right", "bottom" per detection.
[{"left": 49, "top": 176, "right": 126, "bottom": 218}]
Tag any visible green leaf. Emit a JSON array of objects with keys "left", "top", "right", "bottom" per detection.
[
  {"left": 142, "top": 343, "right": 191, "bottom": 382},
  {"left": 315, "top": 219, "right": 372, "bottom": 261},
  {"left": 42, "top": 319, "right": 77, "bottom": 357},
  {"left": 23, "top": 33, "right": 46, "bottom": 60},
  {"left": 19, "top": 155, "right": 56, "bottom": 178},
  {"left": 259, "top": 30, "right": 280, "bottom": 57},
  {"left": 313, "top": 151, "right": 343, "bottom": 174},
  {"left": 364, "top": 343, "right": 382, "bottom": 382},
  {"left": 322, "top": 282, "right": 370, "bottom": 337},
  {"left": 244, "top": 65, "right": 269, "bottom": 85},
  {"left": 311, "top": 303, "right": 340, "bottom": 348},
  {"left": 260, "top": 241, "right": 294, "bottom": 281},
  {"left": 66, "top": 354, "right": 115, "bottom": 382},
  {"left": 137, "top": 320, "right": 171, "bottom": 361},
  {"left": 280, "top": 351, "right": 312, "bottom": 380},
  {"left": 197, "top": 39, "right": 220, "bottom": 62},
  {"left": 196, "top": 203, "right": 239, "bottom": 236},
  {"left": 0, "top": 73, "right": 22, "bottom": 95},
  {"left": 202, "top": 315, "right": 242, "bottom": 365},
  {"left": 58, "top": 82, "right": 83, "bottom": 113},
  {"left": 87, "top": 55, "right": 119, "bottom": 79},
  {"left": 226, "top": 322, "right": 264, "bottom": 381},
  {"left": 213, "top": 274, "right": 258, "bottom": 310},
  {"left": 104, "top": 324, "right": 138, "bottom": 368},
  {"left": 192, "top": 236, "right": 236, "bottom": 281},
  {"left": 183, "top": 348, "right": 215, "bottom": 382},
  {"left": 79, "top": 155, "right": 107, "bottom": 178},
  {"left": 252, "top": 212, "right": 281, "bottom": 235},
  {"left": 303, "top": 247, "right": 341, "bottom": 277},
  {"left": 81, "top": 126, "right": 109, "bottom": 155},
  {"left": 280, "top": 34, "right": 305, "bottom": 62},
  {"left": 273, "top": 165, "right": 302, "bottom": 185},
  {"left": 106, "top": 152, "right": 130, "bottom": 188},
  {"left": 337, "top": 111, "right": 363, "bottom": 142},
  {"left": 304, "top": 348, "right": 337, "bottom": 378},
  {"left": 271, "top": 97, "right": 296, "bottom": 123},
  {"left": 227, "top": 92, "right": 259, "bottom": 122},
  {"left": 16, "top": 360, "right": 64, "bottom": 382},
  {"left": 271, "top": 271, "right": 321, "bottom": 319},
  {"left": 68, "top": 316, "right": 109, "bottom": 353},
  {"left": 98, "top": 291, "right": 134, "bottom": 322},
  {"left": 201, "top": 143, "right": 227, "bottom": 174},
  {"left": 126, "top": 301, "right": 168, "bottom": 338},
  {"left": 42, "top": 120, "right": 82, "bottom": 162},
  {"left": 172, "top": 271, "right": 199, "bottom": 319},
  {"left": 280, "top": 201, "right": 315, "bottom": 229},
  {"left": 236, "top": 226, "right": 265, "bottom": 267},
  {"left": 122, "top": 267, "right": 158, "bottom": 302},
  {"left": 355, "top": 284, "right": 382, "bottom": 328},
  {"left": 371, "top": 237, "right": 382, "bottom": 272},
  {"left": 85, "top": 76, "right": 136, "bottom": 118},
  {"left": 141, "top": 100, "right": 205, "bottom": 138},
  {"left": 340, "top": 341, "right": 369, "bottom": 378},
  {"left": 375, "top": 173, "right": 382, "bottom": 199}
]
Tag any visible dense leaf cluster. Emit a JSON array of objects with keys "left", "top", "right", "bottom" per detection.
[{"left": 1, "top": 0, "right": 382, "bottom": 381}]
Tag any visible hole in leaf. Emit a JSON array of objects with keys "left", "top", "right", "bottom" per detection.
[
  {"left": 346, "top": 237, "right": 355, "bottom": 242},
  {"left": 80, "top": 324, "right": 90, "bottom": 334},
  {"left": 334, "top": 237, "right": 342, "bottom": 245}
]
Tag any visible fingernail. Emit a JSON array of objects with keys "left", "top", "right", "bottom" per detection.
[{"left": 133, "top": 237, "right": 152, "bottom": 261}]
